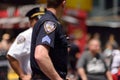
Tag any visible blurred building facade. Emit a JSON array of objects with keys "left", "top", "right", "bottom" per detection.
[
  {"left": 87, "top": 0, "right": 120, "bottom": 49},
  {"left": 91, "top": 0, "right": 120, "bottom": 17},
  {"left": 0, "top": 0, "right": 120, "bottom": 50}
]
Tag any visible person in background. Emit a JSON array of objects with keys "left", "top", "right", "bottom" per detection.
[
  {"left": 103, "top": 43, "right": 113, "bottom": 67},
  {"left": 93, "top": 33, "right": 100, "bottom": 40},
  {"left": 106, "top": 34, "right": 118, "bottom": 49},
  {"left": 84, "top": 33, "right": 92, "bottom": 51},
  {"left": 67, "top": 35, "right": 80, "bottom": 80},
  {"left": 6, "top": 7, "right": 45, "bottom": 80},
  {"left": 111, "top": 49, "right": 120, "bottom": 80},
  {"left": 76, "top": 39, "right": 113, "bottom": 80},
  {"left": 0, "top": 33, "right": 11, "bottom": 80},
  {"left": 0, "top": 33, "right": 11, "bottom": 51},
  {"left": 30, "top": 0, "right": 68, "bottom": 80}
]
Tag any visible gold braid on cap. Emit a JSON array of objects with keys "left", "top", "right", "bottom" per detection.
[{"left": 31, "top": 7, "right": 45, "bottom": 18}]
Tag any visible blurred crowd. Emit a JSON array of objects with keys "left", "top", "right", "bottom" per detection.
[
  {"left": 0, "top": 31, "right": 120, "bottom": 80},
  {"left": 0, "top": 33, "right": 12, "bottom": 80},
  {"left": 67, "top": 32, "right": 120, "bottom": 80}
]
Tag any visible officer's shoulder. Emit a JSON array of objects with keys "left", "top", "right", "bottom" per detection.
[
  {"left": 16, "top": 28, "right": 32, "bottom": 44},
  {"left": 16, "top": 34, "right": 26, "bottom": 44},
  {"left": 43, "top": 21, "right": 57, "bottom": 34},
  {"left": 20, "top": 28, "right": 32, "bottom": 36},
  {"left": 44, "top": 21, "right": 57, "bottom": 25}
]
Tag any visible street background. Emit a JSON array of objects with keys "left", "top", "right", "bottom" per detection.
[{"left": 0, "top": 0, "right": 120, "bottom": 80}]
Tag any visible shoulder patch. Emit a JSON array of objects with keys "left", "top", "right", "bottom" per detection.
[
  {"left": 17, "top": 35, "right": 26, "bottom": 44},
  {"left": 44, "top": 21, "right": 56, "bottom": 34}
]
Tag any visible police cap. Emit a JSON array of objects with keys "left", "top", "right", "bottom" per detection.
[{"left": 26, "top": 7, "right": 45, "bottom": 19}]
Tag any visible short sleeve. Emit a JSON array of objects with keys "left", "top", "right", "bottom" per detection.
[
  {"left": 76, "top": 52, "right": 86, "bottom": 69},
  {"left": 111, "top": 56, "right": 120, "bottom": 68},
  {"left": 7, "top": 34, "right": 26, "bottom": 59},
  {"left": 36, "top": 21, "right": 57, "bottom": 48},
  {"left": 111, "top": 56, "right": 120, "bottom": 74}
]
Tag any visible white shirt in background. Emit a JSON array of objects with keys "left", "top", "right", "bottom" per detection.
[
  {"left": 111, "top": 50, "right": 120, "bottom": 74},
  {"left": 7, "top": 28, "right": 32, "bottom": 74}
]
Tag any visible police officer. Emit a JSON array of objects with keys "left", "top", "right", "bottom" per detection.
[
  {"left": 30, "top": 0, "right": 68, "bottom": 80},
  {"left": 7, "top": 7, "right": 45, "bottom": 80}
]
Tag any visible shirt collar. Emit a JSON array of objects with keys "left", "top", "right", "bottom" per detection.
[{"left": 46, "top": 10, "right": 58, "bottom": 21}]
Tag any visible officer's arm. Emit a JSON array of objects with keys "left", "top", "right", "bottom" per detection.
[
  {"left": 7, "top": 55, "right": 31, "bottom": 80},
  {"left": 7, "top": 35, "right": 31, "bottom": 80},
  {"left": 35, "top": 44, "right": 63, "bottom": 80}
]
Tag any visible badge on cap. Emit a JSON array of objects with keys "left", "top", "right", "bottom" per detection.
[
  {"left": 17, "top": 35, "right": 25, "bottom": 44},
  {"left": 44, "top": 21, "right": 56, "bottom": 34}
]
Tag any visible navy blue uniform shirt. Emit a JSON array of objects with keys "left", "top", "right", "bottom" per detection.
[{"left": 30, "top": 10, "right": 68, "bottom": 79}]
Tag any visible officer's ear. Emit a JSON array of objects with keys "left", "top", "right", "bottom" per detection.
[{"left": 61, "top": 0, "right": 66, "bottom": 8}]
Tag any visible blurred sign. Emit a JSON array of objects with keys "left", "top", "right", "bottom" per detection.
[
  {"left": 66, "top": 9, "right": 87, "bottom": 52},
  {"left": 0, "top": 5, "right": 46, "bottom": 18},
  {"left": 66, "top": 0, "right": 92, "bottom": 11},
  {"left": 0, "top": 10, "right": 8, "bottom": 18}
]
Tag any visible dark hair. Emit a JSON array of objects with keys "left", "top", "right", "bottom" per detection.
[{"left": 47, "top": 0, "right": 64, "bottom": 8}]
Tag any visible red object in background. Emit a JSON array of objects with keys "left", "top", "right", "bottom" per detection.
[
  {"left": 112, "top": 74, "right": 117, "bottom": 80},
  {"left": 0, "top": 10, "right": 8, "bottom": 18},
  {"left": 0, "top": 9, "right": 19, "bottom": 18},
  {"left": 112, "top": 70, "right": 120, "bottom": 80},
  {"left": 65, "top": 9, "right": 87, "bottom": 53},
  {"left": 14, "top": 9, "right": 19, "bottom": 17}
]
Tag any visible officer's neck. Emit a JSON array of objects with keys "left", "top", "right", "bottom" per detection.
[{"left": 47, "top": 8, "right": 61, "bottom": 19}]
